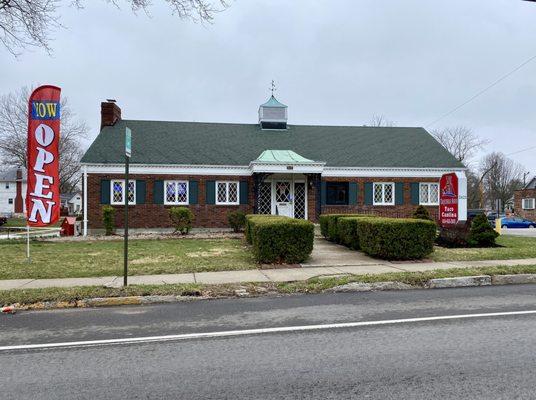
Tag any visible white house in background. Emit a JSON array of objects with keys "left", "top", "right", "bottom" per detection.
[
  {"left": 60, "top": 192, "right": 83, "bottom": 215},
  {"left": 0, "top": 167, "right": 27, "bottom": 216}
]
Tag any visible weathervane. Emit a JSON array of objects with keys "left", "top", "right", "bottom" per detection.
[{"left": 270, "top": 80, "right": 276, "bottom": 96}]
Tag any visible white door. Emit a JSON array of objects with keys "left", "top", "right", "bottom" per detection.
[{"left": 274, "top": 181, "right": 293, "bottom": 217}]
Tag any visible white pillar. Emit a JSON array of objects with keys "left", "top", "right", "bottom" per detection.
[{"left": 83, "top": 166, "right": 88, "bottom": 236}]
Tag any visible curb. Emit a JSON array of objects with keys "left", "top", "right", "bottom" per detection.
[
  {"left": 4, "top": 273, "right": 536, "bottom": 312},
  {"left": 427, "top": 275, "right": 491, "bottom": 289},
  {"left": 8, "top": 295, "right": 208, "bottom": 311}
]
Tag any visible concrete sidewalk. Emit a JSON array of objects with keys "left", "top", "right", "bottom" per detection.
[{"left": 2, "top": 257, "right": 536, "bottom": 291}]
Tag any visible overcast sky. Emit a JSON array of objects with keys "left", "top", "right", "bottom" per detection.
[{"left": 1, "top": 0, "right": 536, "bottom": 173}]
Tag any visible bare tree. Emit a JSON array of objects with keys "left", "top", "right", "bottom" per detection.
[
  {"left": 431, "top": 126, "right": 489, "bottom": 165},
  {"left": 0, "top": 86, "right": 88, "bottom": 193},
  {"left": 368, "top": 114, "right": 395, "bottom": 127},
  {"left": 480, "top": 152, "right": 525, "bottom": 212},
  {"left": 0, "top": 0, "right": 228, "bottom": 55}
]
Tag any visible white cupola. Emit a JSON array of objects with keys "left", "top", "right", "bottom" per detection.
[{"left": 258, "top": 95, "right": 288, "bottom": 130}]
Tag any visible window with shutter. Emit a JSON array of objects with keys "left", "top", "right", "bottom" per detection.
[{"left": 372, "top": 182, "right": 395, "bottom": 206}]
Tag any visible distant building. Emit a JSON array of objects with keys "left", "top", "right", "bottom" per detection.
[
  {"left": 60, "top": 192, "right": 82, "bottom": 215},
  {"left": 80, "top": 98, "right": 466, "bottom": 234},
  {"left": 514, "top": 177, "right": 536, "bottom": 220},
  {"left": 0, "top": 168, "right": 26, "bottom": 216}
]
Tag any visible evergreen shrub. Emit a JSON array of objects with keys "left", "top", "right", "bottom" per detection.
[
  {"left": 357, "top": 217, "right": 437, "bottom": 260},
  {"left": 169, "top": 207, "right": 194, "bottom": 235}
]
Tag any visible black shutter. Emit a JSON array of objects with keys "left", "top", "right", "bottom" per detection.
[
  {"left": 349, "top": 182, "right": 358, "bottom": 205},
  {"left": 100, "top": 179, "right": 110, "bottom": 204},
  {"left": 395, "top": 182, "right": 404, "bottom": 205},
  {"left": 410, "top": 183, "right": 420, "bottom": 205},
  {"left": 239, "top": 181, "right": 248, "bottom": 205},
  {"left": 189, "top": 180, "right": 198, "bottom": 204},
  {"left": 153, "top": 180, "right": 164, "bottom": 205},
  {"left": 136, "top": 180, "right": 146, "bottom": 204},
  {"left": 364, "top": 182, "right": 373, "bottom": 205},
  {"left": 321, "top": 181, "right": 327, "bottom": 205},
  {"left": 206, "top": 181, "right": 216, "bottom": 205}
]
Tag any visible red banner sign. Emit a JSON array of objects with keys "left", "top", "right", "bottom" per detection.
[
  {"left": 439, "top": 172, "right": 459, "bottom": 226},
  {"left": 26, "top": 85, "right": 61, "bottom": 227}
]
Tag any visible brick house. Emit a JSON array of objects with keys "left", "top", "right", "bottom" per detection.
[
  {"left": 80, "top": 98, "right": 466, "bottom": 234},
  {"left": 514, "top": 177, "right": 536, "bottom": 220}
]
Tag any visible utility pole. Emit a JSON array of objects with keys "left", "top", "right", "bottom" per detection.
[{"left": 523, "top": 171, "right": 530, "bottom": 187}]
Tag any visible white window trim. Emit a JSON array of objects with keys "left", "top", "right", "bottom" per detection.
[
  {"left": 419, "top": 182, "right": 439, "bottom": 206},
  {"left": 164, "top": 180, "right": 189, "bottom": 205},
  {"left": 216, "top": 181, "right": 239, "bottom": 205},
  {"left": 110, "top": 179, "right": 136, "bottom": 205},
  {"left": 373, "top": 182, "right": 395, "bottom": 206},
  {"left": 522, "top": 198, "right": 535, "bottom": 210}
]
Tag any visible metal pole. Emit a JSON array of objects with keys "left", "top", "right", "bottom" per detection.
[
  {"left": 83, "top": 165, "right": 88, "bottom": 236},
  {"left": 123, "top": 155, "right": 129, "bottom": 286},
  {"left": 26, "top": 224, "right": 30, "bottom": 263}
]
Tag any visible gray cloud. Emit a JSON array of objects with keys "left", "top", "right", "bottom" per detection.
[{"left": 1, "top": 0, "right": 535, "bottom": 172}]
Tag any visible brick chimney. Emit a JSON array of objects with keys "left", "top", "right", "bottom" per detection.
[{"left": 100, "top": 99, "right": 121, "bottom": 129}]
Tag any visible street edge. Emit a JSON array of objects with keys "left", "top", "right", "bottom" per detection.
[{"left": 3, "top": 273, "right": 536, "bottom": 313}]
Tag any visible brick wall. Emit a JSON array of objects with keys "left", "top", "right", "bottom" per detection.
[
  {"left": 87, "top": 174, "right": 254, "bottom": 229},
  {"left": 321, "top": 177, "right": 440, "bottom": 220},
  {"left": 514, "top": 189, "right": 536, "bottom": 220},
  {"left": 85, "top": 174, "right": 440, "bottom": 229}
]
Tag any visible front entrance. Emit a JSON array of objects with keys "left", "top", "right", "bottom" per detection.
[{"left": 257, "top": 177, "right": 307, "bottom": 219}]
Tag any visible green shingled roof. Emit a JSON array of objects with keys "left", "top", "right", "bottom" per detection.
[{"left": 81, "top": 119, "right": 464, "bottom": 169}]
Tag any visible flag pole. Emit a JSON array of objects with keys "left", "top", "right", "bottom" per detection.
[{"left": 26, "top": 223, "right": 31, "bottom": 263}]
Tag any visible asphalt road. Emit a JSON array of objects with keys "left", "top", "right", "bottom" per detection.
[
  {"left": 2, "top": 285, "right": 536, "bottom": 399},
  {"left": 501, "top": 227, "right": 536, "bottom": 237}
]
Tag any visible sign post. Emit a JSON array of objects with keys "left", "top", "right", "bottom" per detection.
[
  {"left": 439, "top": 172, "right": 468, "bottom": 226},
  {"left": 124, "top": 127, "right": 131, "bottom": 286}
]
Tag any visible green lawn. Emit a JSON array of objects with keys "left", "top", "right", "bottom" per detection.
[
  {"left": 4, "top": 263, "right": 536, "bottom": 307},
  {"left": 2, "top": 218, "right": 62, "bottom": 228},
  {"left": 432, "top": 235, "right": 536, "bottom": 261},
  {"left": 0, "top": 238, "right": 256, "bottom": 280}
]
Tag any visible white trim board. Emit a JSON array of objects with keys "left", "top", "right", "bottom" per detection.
[{"left": 81, "top": 163, "right": 466, "bottom": 178}]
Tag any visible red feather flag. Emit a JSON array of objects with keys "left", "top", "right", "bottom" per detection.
[{"left": 26, "top": 85, "right": 61, "bottom": 227}]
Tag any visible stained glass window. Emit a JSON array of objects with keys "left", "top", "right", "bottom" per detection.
[{"left": 165, "top": 181, "right": 188, "bottom": 204}]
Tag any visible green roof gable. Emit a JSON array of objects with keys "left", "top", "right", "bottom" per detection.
[
  {"left": 255, "top": 150, "right": 316, "bottom": 164},
  {"left": 81, "top": 119, "right": 464, "bottom": 169}
]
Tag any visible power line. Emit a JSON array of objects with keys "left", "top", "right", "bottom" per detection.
[
  {"left": 426, "top": 53, "right": 536, "bottom": 128},
  {"left": 505, "top": 144, "right": 536, "bottom": 157}
]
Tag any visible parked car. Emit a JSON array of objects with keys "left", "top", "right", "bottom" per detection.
[{"left": 500, "top": 217, "right": 536, "bottom": 229}]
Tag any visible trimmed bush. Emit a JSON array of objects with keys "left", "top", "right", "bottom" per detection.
[
  {"left": 320, "top": 214, "right": 373, "bottom": 243},
  {"left": 246, "top": 215, "right": 314, "bottom": 263},
  {"left": 245, "top": 214, "right": 279, "bottom": 244},
  {"left": 357, "top": 217, "right": 437, "bottom": 260},
  {"left": 437, "top": 222, "right": 471, "bottom": 248},
  {"left": 338, "top": 216, "right": 377, "bottom": 249},
  {"left": 227, "top": 210, "right": 246, "bottom": 233},
  {"left": 319, "top": 215, "right": 330, "bottom": 238},
  {"left": 413, "top": 205, "right": 433, "bottom": 221},
  {"left": 468, "top": 214, "right": 498, "bottom": 247},
  {"left": 102, "top": 206, "right": 115, "bottom": 236},
  {"left": 169, "top": 207, "right": 194, "bottom": 235}
]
